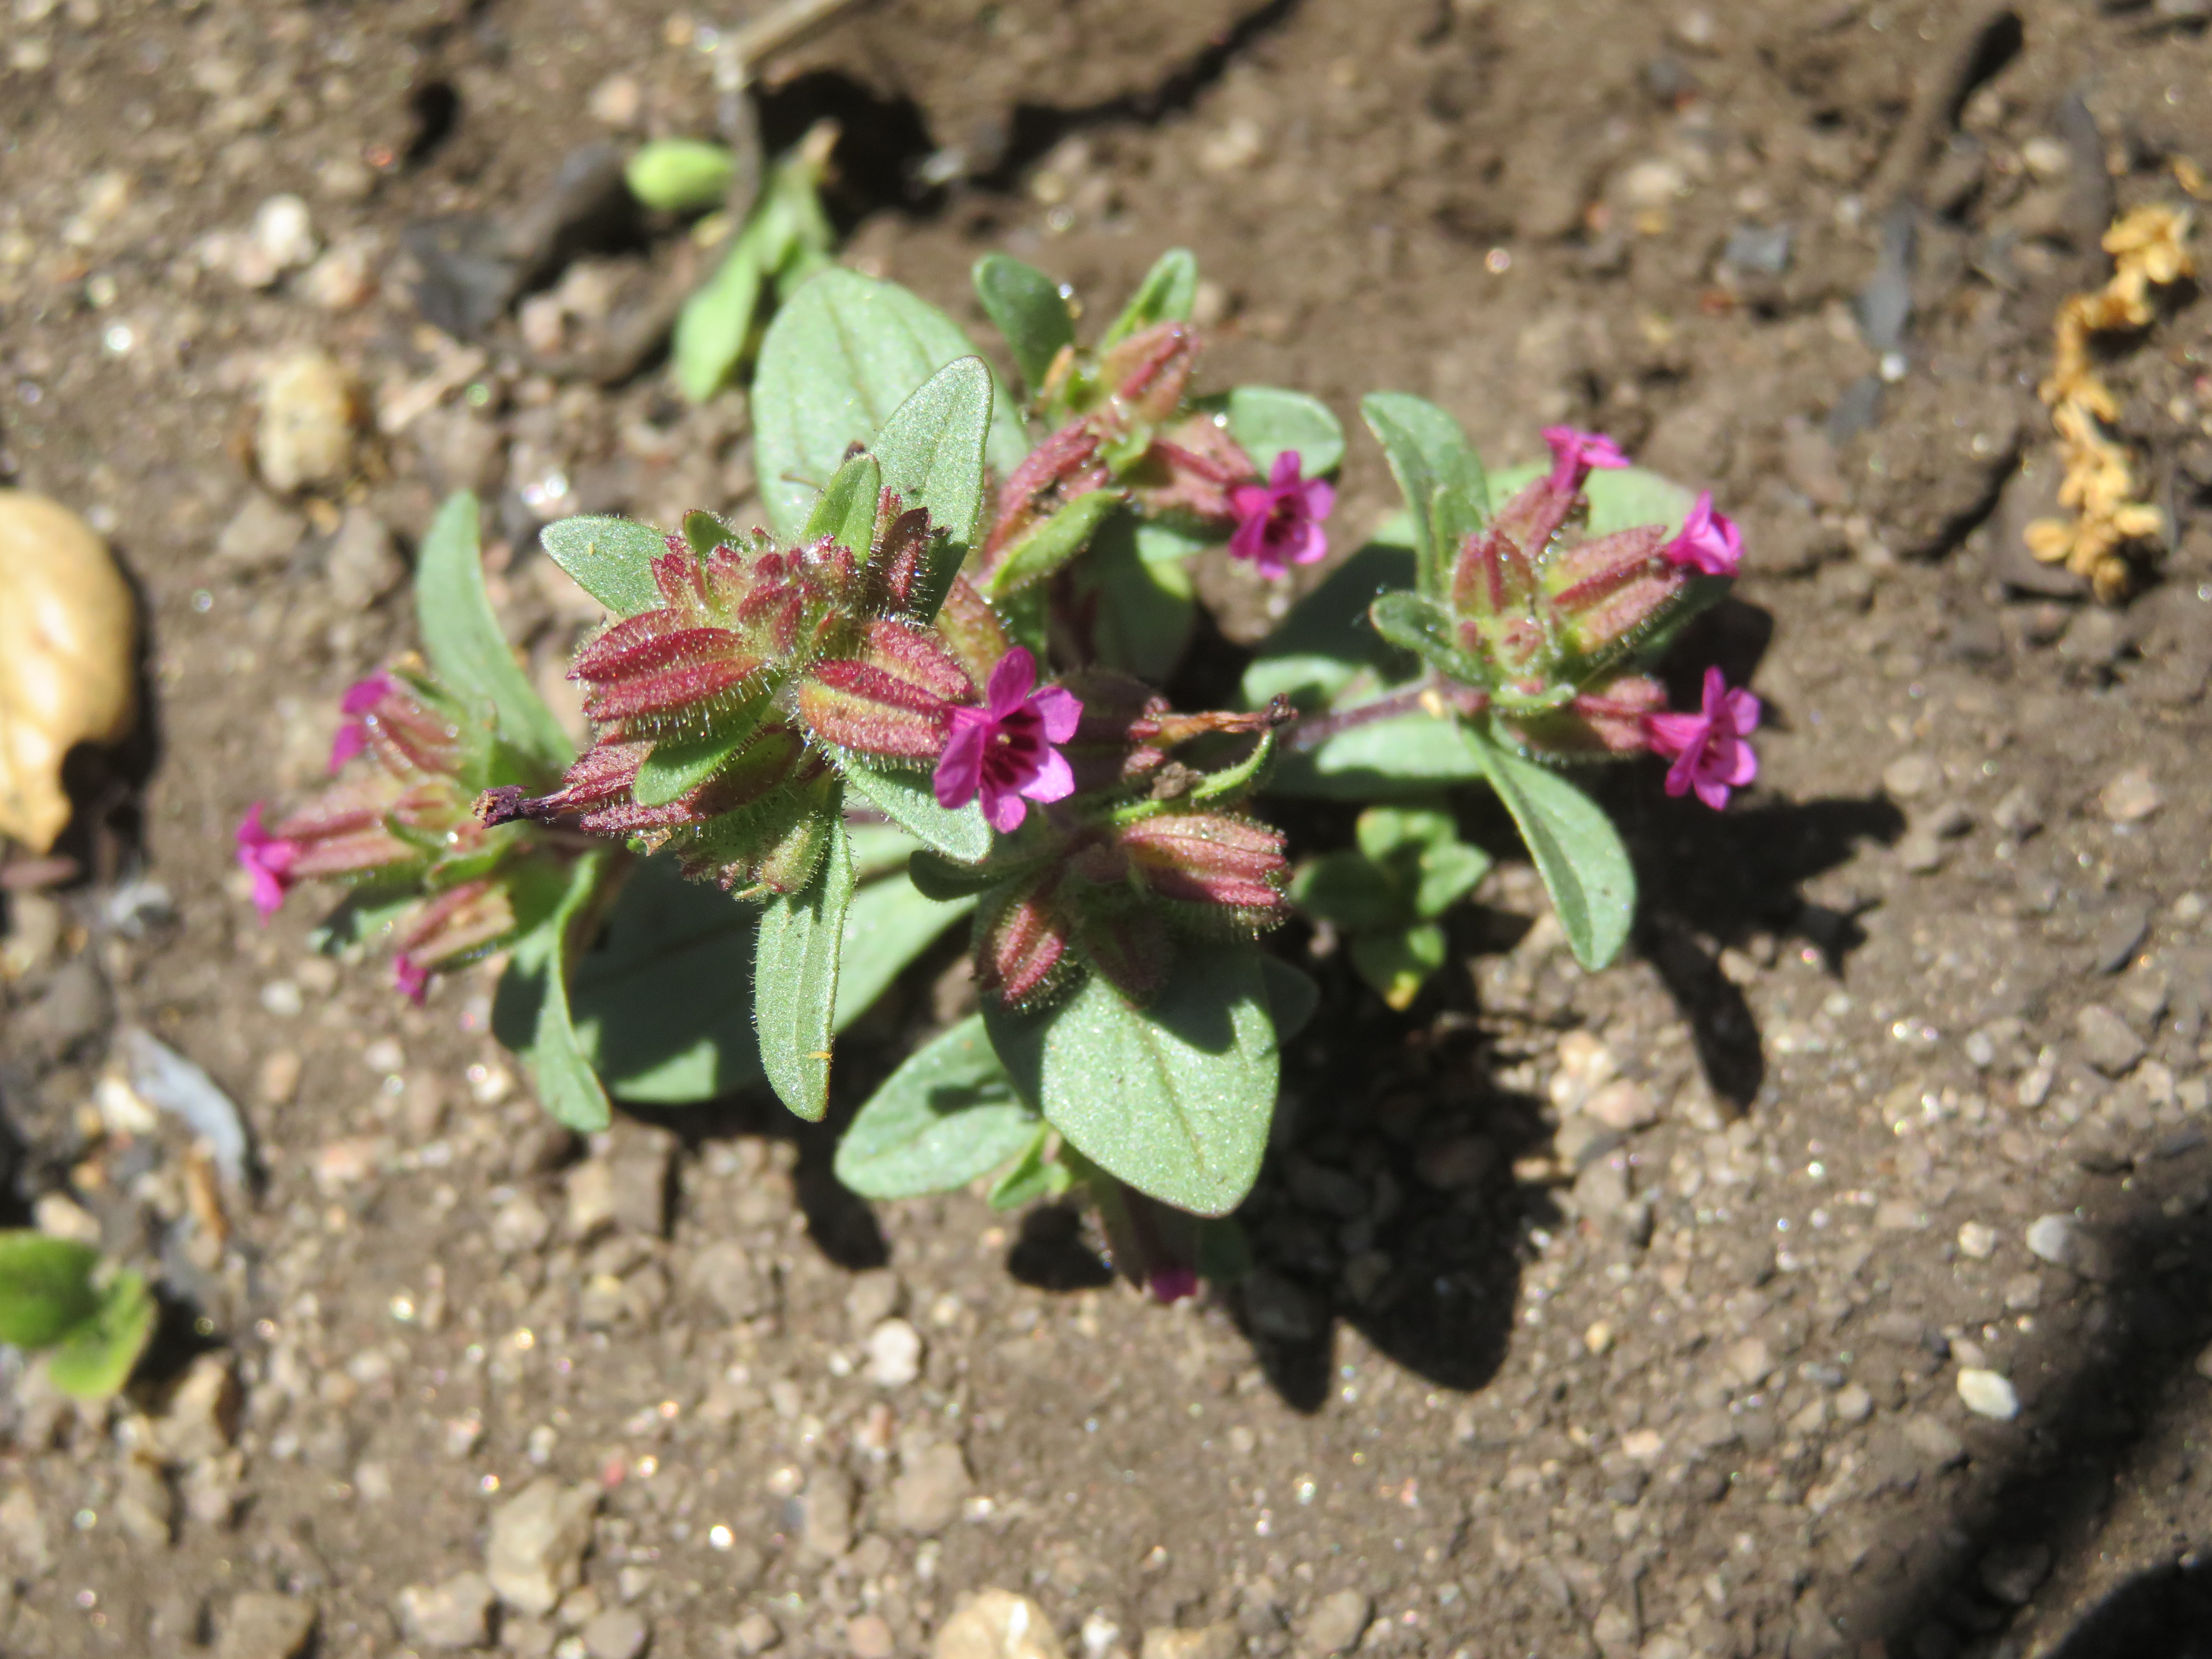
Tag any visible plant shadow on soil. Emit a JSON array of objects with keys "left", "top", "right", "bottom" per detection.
[
  {"left": 1830, "top": 1144, "right": 2212, "bottom": 1657},
  {"left": 622, "top": 602, "right": 1912, "bottom": 1415}
]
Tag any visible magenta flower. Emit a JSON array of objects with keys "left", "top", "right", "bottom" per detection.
[
  {"left": 1227, "top": 450, "right": 1334, "bottom": 579},
  {"left": 1661, "top": 492, "right": 1742, "bottom": 578},
  {"left": 932, "top": 647, "right": 1082, "bottom": 833},
  {"left": 1540, "top": 425, "right": 1630, "bottom": 495},
  {"left": 393, "top": 954, "right": 431, "bottom": 1005},
  {"left": 327, "top": 671, "right": 396, "bottom": 773},
  {"left": 1644, "top": 666, "right": 1760, "bottom": 811},
  {"left": 1147, "top": 1264, "right": 1199, "bottom": 1305},
  {"left": 235, "top": 803, "right": 300, "bottom": 922}
]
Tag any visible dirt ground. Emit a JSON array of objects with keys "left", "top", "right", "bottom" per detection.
[{"left": 6, "top": 0, "right": 2212, "bottom": 1655}]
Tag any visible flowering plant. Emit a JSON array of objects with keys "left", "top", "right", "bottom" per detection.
[{"left": 241, "top": 246, "right": 1756, "bottom": 1297}]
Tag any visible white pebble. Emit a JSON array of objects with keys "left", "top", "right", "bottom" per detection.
[
  {"left": 1956, "top": 1221, "right": 1997, "bottom": 1260},
  {"left": 864, "top": 1318, "right": 922, "bottom": 1388},
  {"left": 252, "top": 193, "right": 319, "bottom": 275},
  {"left": 1957, "top": 1368, "right": 2019, "bottom": 1420},
  {"left": 2025, "top": 1213, "right": 2074, "bottom": 1267}
]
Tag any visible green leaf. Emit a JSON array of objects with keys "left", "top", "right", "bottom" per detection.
[
  {"left": 683, "top": 509, "right": 733, "bottom": 562},
  {"left": 984, "top": 489, "right": 1122, "bottom": 598},
  {"left": 1269, "top": 707, "right": 1489, "bottom": 799},
  {"left": 1291, "top": 850, "right": 1406, "bottom": 932},
  {"left": 754, "top": 268, "right": 1027, "bottom": 543},
  {"left": 1465, "top": 726, "right": 1635, "bottom": 971},
  {"left": 1413, "top": 838, "right": 1490, "bottom": 919},
  {"left": 1226, "top": 386, "right": 1344, "bottom": 477},
  {"left": 1259, "top": 956, "right": 1320, "bottom": 1045},
  {"left": 45, "top": 1270, "right": 155, "bottom": 1400},
  {"left": 626, "top": 138, "right": 737, "bottom": 212},
  {"left": 511, "top": 850, "right": 617, "bottom": 1131},
  {"left": 570, "top": 858, "right": 761, "bottom": 1105},
  {"left": 1076, "top": 515, "right": 1196, "bottom": 684},
  {"left": 985, "top": 941, "right": 1278, "bottom": 1217},
  {"left": 0, "top": 1232, "right": 102, "bottom": 1349},
  {"left": 973, "top": 253, "right": 1075, "bottom": 390},
  {"left": 1348, "top": 923, "right": 1447, "bottom": 1011},
  {"left": 673, "top": 231, "right": 771, "bottom": 404},
  {"left": 833, "top": 870, "right": 975, "bottom": 1028},
  {"left": 833, "top": 1015, "right": 1041, "bottom": 1199},
  {"left": 805, "top": 451, "right": 884, "bottom": 552},
  {"left": 632, "top": 722, "right": 755, "bottom": 809},
  {"left": 1239, "top": 537, "right": 1420, "bottom": 711},
  {"left": 307, "top": 887, "right": 417, "bottom": 957},
  {"left": 1360, "top": 393, "right": 1488, "bottom": 600},
  {"left": 985, "top": 1128, "right": 1071, "bottom": 1210},
  {"left": 871, "top": 356, "right": 995, "bottom": 620},
  {"left": 1368, "top": 590, "right": 1487, "bottom": 684},
  {"left": 540, "top": 516, "right": 672, "bottom": 617},
  {"left": 417, "top": 491, "right": 573, "bottom": 777},
  {"left": 847, "top": 821, "right": 922, "bottom": 882},
  {"left": 1101, "top": 247, "right": 1199, "bottom": 347},
  {"left": 908, "top": 848, "right": 1004, "bottom": 901},
  {"left": 836, "top": 750, "right": 992, "bottom": 863},
  {"left": 754, "top": 815, "right": 856, "bottom": 1121}
]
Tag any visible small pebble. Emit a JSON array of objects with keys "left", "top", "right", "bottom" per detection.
[
  {"left": 1832, "top": 1383, "right": 1873, "bottom": 1425},
  {"left": 1956, "top": 1221, "right": 1997, "bottom": 1260},
  {"left": 215, "top": 1592, "right": 317, "bottom": 1659},
  {"left": 1957, "top": 1368, "right": 2020, "bottom": 1421},
  {"left": 250, "top": 194, "right": 317, "bottom": 279},
  {"left": 2099, "top": 766, "right": 2163, "bottom": 824},
  {"left": 581, "top": 1607, "right": 649, "bottom": 1659},
  {"left": 396, "top": 1574, "right": 495, "bottom": 1651},
  {"left": 892, "top": 1441, "right": 972, "bottom": 1535},
  {"left": 1581, "top": 1078, "right": 1657, "bottom": 1132},
  {"left": 1298, "top": 1589, "right": 1373, "bottom": 1657},
  {"left": 848, "top": 1615, "right": 895, "bottom": 1659},
  {"left": 255, "top": 349, "right": 355, "bottom": 493},
  {"left": 2075, "top": 1003, "right": 2146, "bottom": 1077},
  {"left": 866, "top": 1318, "right": 922, "bottom": 1388},
  {"left": 1881, "top": 754, "right": 1940, "bottom": 799},
  {"left": 931, "top": 1588, "right": 1067, "bottom": 1659}
]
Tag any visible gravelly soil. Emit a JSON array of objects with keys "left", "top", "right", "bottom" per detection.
[{"left": 5, "top": 2, "right": 2212, "bottom": 1657}]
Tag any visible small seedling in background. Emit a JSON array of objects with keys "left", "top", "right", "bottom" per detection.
[
  {"left": 625, "top": 123, "right": 838, "bottom": 403},
  {"left": 0, "top": 1232, "right": 157, "bottom": 1401},
  {"left": 1291, "top": 806, "right": 1490, "bottom": 1009}
]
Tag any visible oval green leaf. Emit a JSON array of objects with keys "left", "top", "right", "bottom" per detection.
[
  {"left": 754, "top": 816, "right": 855, "bottom": 1121},
  {"left": 0, "top": 1232, "right": 102, "bottom": 1349},
  {"left": 1465, "top": 725, "right": 1635, "bottom": 971},
  {"left": 834, "top": 1015, "right": 1041, "bottom": 1200},
  {"left": 984, "top": 941, "right": 1278, "bottom": 1217},
  {"left": 418, "top": 491, "right": 573, "bottom": 779},
  {"left": 541, "top": 515, "right": 672, "bottom": 617}
]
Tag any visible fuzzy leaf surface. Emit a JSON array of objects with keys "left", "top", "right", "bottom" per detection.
[
  {"left": 1466, "top": 726, "right": 1635, "bottom": 970},
  {"left": 1226, "top": 386, "right": 1344, "bottom": 476},
  {"left": 506, "top": 850, "right": 617, "bottom": 1132},
  {"left": 973, "top": 253, "right": 1075, "bottom": 390},
  {"left": 833, "top": 868, "right": 975, "bottom": 1028},
  {"left": 984, "top": 489, "right": 1122, "bottom": 598},
  {"left": 418, "top": 491, "right": 573, "bottom": 777},
  {"left": 753, "top": 269, "right": 1026, "bottom": 542},
  {"left": 871, "top": 356, "right": 995, "bottom": 619},
  {"left": 1101, "top": 247, "right": 1199, "bottom": 346},
  {"left": 834, "top": 1015, "right": 1040, "bottom": 1199},
  {"left": 1360, "top": 393, "right": 1488, "bottom": 598},
  {"left": 541, "top": 517, "right": 669, "bottom": 617},
  {"left": 837, "top": 749, "right": 992, "bottom": 862},
  {"left": 985, "top": 941, "right": 1277, "bottom": 1217},
  {"left": 570, "top": 857, "right": 761, "bottom": 1104},
  {"left": 754, "top": 815, "right": 855, "bottom": 1121}
]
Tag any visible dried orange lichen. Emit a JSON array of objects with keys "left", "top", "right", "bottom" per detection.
[{"left": 2026, "top": 204, "right": 2195, "bottom": 602}]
